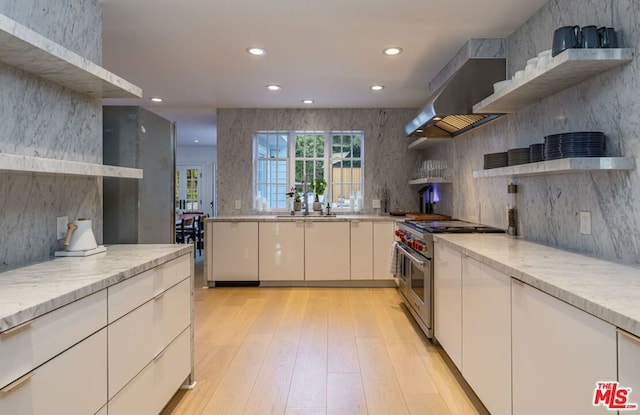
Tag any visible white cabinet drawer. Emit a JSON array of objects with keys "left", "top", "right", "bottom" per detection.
[
  {"left": 108, "top": 327, "right": 191, "bottom": 415},
  {"left": 108, "top": 254, "right": 190, "bottom": 322},
  {"left": 108, "top": 277, "right": 191, "bottom": 398},
  {"left": 0, "top": 290, "right": 107, "bottom": 389},
  {"left": 0, "top": 328, "right": 107, "bottom": 415}
]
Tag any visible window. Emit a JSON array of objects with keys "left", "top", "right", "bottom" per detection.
[
  {"left": 254, "top": 132, "right": 288, "bottom": 210},
  {"left": 253, "top": 130, "right": 364, "bottom": 211}
]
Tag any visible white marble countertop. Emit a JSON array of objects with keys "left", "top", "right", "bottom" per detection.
[
  {"left": 205, "top": 214, "right": 403, "bottom": 222},
  {"left": 0, "top": 244, "right": 192, "bottom": 332},
  {"left": 434, "top": 234, "right": 640, "bottom": 337}
]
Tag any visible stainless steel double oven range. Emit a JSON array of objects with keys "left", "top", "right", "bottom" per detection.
[{"left": 395, "top": 220, "right": 504, "bottom": 339}]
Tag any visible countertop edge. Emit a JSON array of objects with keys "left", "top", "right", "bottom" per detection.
[
  {"left": 434, "top": 235, "right": 640, "bottom": 338},
  {"left": 205, "top": 215, "right": 403, "bottom": 222},
  {"left": 0, "top": 244, "right": 193, "bottom": 332}
]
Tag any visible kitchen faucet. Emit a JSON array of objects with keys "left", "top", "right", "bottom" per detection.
[{"left": 302, "top": 181, "right": 309, "bottom": 216}]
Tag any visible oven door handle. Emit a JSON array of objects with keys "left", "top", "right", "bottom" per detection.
[{"left": 397, "top": 243, "right": 427, "bottom": 267}]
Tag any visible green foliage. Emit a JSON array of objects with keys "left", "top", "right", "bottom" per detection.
[{"left": 309, "top": 178, "right": 327, "bottom": 196}]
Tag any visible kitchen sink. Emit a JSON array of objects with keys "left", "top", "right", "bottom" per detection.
[{"left": 274, "top": 213, "right": 337, "bottom": 218}]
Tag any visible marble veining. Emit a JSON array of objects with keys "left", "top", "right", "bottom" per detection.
[
  {"left": 0, "top": 13, "right": 141, "bottom": 98},
  {"left": 216, "top": 108, "right": 422, "bottom": 216},
  {"left": 0, "top": 245, "right": 192, "bottom": 332},
  {"left": 423, "top": 0, "right": 640, "bottom": 266},
  {"left": 0, "top": 1, "right": 106, "bottom": 269},
  {"left": 0, "top": 153, "right": 143, "bottom": 178},
  {"left": 435, "top": 234, "right": 640, "bottom": 338}
]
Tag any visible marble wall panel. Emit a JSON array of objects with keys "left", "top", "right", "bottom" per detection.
[
  {"left": 425, "top": 0, "right": 640, "bottom": 265},
  {"left": 0, "top": 1, "right": 103, "bottom": 270},
  {"left": 216, "top": 108, "right": 422, "bottom": 216}
]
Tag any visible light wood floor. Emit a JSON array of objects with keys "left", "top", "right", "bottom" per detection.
[{"left": 162, "top": 260, "right": 487, "bottom": 415}]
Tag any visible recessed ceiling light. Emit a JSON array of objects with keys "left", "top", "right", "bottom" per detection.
[
  {"left": 302, "top": 99, "right": 314, "bottom": 104},
  {"left": 383, "top": 47, "right": 403, "bottom": 56},
  {"left": 266, "top": 84, "right": 282, "bottom": 91},
  {"left": 370, "top": 85, "right": 384, "bottom": 91},
  {"left": 149, "top": 97, "right": 163, "bottom": 102},
  {"left": 247, "top": 47, "right": 266, "bottom": 56},
  {"left": 194, "top": 140, "right": 199, "bottom": 143}
]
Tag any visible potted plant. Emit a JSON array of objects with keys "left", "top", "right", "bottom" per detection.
[
  {"left": 286, "top": 187, "right": 302, "bottom": 211},
  {"left": 309, "top": 178, "right": 327, "bottom": 211}
]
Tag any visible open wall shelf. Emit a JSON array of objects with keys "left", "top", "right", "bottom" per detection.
[
  {"left": 0, "top": 13, "right": 142, "bottom": 98},
  {"left": 473, "top": 157, "right": 635, "bottom": 179},
  {"left": 0, "top": 153, "right": 143, "bottom": 179},
  {"left": 473, "top": 48, "right": 634, "bottom": 114}
]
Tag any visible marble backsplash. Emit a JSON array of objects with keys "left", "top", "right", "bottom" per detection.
[
  {"left": 0, "top": 1, "right": 103, "bottom": 270},
  {"left": 216, "top": 108, "right": 425, "bottom": 216},
  {"left": 427, "top": 0, "right": 640, "bottom": 265}
]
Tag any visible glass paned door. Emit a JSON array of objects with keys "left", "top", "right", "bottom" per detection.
[{"left": 176, "top": 165, "right": 202, "bottom": 211}]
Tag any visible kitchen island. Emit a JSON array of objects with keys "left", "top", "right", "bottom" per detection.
[
  {"left": 205, "top": 215, "right": 402, "bottom": 286},
  {"left": 433, "top": 233, "right": 640, "bottom": 415},
  {"left": 0, "top": 244, "right": 194, "bottom": 415}
]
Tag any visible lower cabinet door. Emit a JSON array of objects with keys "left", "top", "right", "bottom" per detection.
[
  {"left": 461, "top": 257, "right": 511, "bottom": 415},
  {"left": 258, "top": 221, "right": 305, "bottom": 281},
  {"left": 373, "top": 222, "right": 395, "bottom": 280},
  {"left": 618, "top": 329, "right": 640, "bottom": 408},
  {"left": 512, "top": 280, "right": 616, "bottom": 415},
  {"left": 304, "top": 222, "right": 350, "bottom": 280},
  {"left": 433, "top": 241, "right": 463, "bottom": 370},
  {"left": 350, "top": 221, "right": 373, "bottom": 280},
  {"left": 108, "top": 278, "right": 191, "bottom": 398},
  {"left": 0, "top": 328, "right": 107, "bottom": 415},
  {"left": 108, "top": 327, "right": 191, "bottom": 415}
]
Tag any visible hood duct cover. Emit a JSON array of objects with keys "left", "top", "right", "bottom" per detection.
[{"left": 405, "top": 39, "right": 506, "bottom": 138}]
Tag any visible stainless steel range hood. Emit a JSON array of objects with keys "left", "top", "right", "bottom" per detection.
[{"left": 405, "top": 39, "right": 506, "bottom": 138}]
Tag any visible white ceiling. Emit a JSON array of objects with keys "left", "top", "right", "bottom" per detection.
[{"left": 101, "top": 0, "right": 546, "bottom": 147}]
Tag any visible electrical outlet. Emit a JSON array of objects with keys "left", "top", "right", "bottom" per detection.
[
  {"left": 372, "top": 199, "right": 381, "bottom": 209},
  {"left": 56, "top": 216, "right": 68, "bottom": 240},
  {"left": 579, "top": 211, "right": 591, "bottom": 235},
  {"left": 234, "top": 200, "right": 241, "bottom": 210}
]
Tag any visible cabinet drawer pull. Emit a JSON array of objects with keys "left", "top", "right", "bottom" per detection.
[
  {"left": 153, "top": 291, "right": 166, "bottom": 301},
  {"left": 617, "top": 328, "right": 640, "bottom": 344},
  {"left": 1, "top": 319, "right": 33, "bottom": 337},
  {"left": 154, "top": 346, "right": 168, "bottom": 361},
  {"left": 1, "top": 371, "right": 35, "bottom": 394}
]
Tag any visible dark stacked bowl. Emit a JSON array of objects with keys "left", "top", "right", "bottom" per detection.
[
  {"left": 544, "top": 132, "right": 606, "bottom": 160},
  {"left": 529, "top": 143, "right": 545, "bottom": 163},
  {"left": 507, "top": 147, "right": 530, "bottom": 166},
  {"left": 484, "top": 152, "right": 508, "bottom": 169}
]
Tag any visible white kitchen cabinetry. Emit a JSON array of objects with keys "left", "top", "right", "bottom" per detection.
[
  {"left": 461, "top": 256, "right": 511, "bottom": 415},
  {"left": 618, "top": 329, "right": 640, "bottom": 404},
  {"left": 373, "top": 221, "right": 396, "bottom": 280},
  {"left": 209, "top": 221, "right": 259, "bottom": 282},
  {"left": 511, "top": 279, "right": 617, "bottom": 415},
  {"left": 259, "top": 221, "right": 305, "bottom": 281},
  {"left": 0, "top": 328, "right": 107, "bottom": 415},
  {"left": 108, "top": 328, "right": 191, "bottom": 415},
  {"left": 0, "top": 290, "right": 107, "bottom": 389},
  {"left": 350, "top": 221, "right": 373, "bottom": 280},
  {"left": 107, "top": 254, "right": 193, "bottom": 414},
  {"left": 433, "top": 241, "right": 462, "bottom": 369},
  {"left": 304, "top": 221, "right": 350, "bottom": 280}
]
